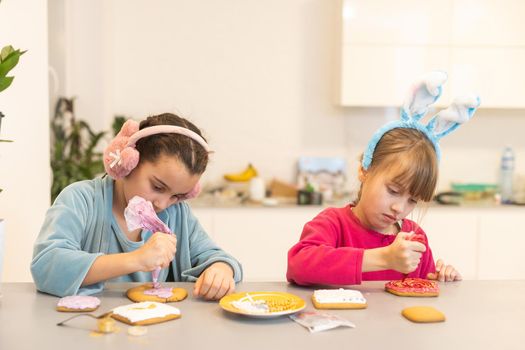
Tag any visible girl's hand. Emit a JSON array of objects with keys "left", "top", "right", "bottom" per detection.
[
  {"left": 385, "top": 232, "right": 426, "bottom": 274},
  {"left": 427, "top": 259, "right": 462, "bottom": 282},
  {"left": 132, "top": 232, "right": 177, "bottom": 271},
  {"left": 193, "top": 262, "right": 235, "bottom": 301}
]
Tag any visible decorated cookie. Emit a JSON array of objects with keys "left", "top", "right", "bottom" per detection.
[
  {"left": 385, "top": 278, "right": 439, "bottom": 297},
  {"left": 402, "top": 306, "right": 445, "bottom": 323},
  {"left": 311, "top": 288, "right": 367, "bottom": 309},
  {"left": 126, "top": 283, "right": 188, "bottom": 303},
  {"left": 111, "top": 301, "right": 181, "bottom": 326},
  {"left": 56, "top": 295, "right": 101, "bottom": 312}
]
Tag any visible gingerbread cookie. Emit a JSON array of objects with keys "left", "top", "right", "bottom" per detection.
[
  {"left": 385, "top": 278, "right": 439, "bottom": 297},
  {"left": 111, "top": 301, "right": 181, "bottom": 326},
  {"left": 402, "top": 306, "right": 445, "bottom": 323},
  {"left": 126, "top": 283, "right": 188, "bottom": 303},
  {"left": 312, "top": 288, "right": 367, "bottom": 309},
  {"left": 56, "top": 295, "right": 101, "bottom": 312}
]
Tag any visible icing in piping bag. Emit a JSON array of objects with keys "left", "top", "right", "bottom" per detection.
[{"left": 124, "top": 196, "right": 173, "bottom": 288}]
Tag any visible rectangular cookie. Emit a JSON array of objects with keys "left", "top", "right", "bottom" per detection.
[
  {"left": 312, "top": 289, "right": 367, "bottom": 309},
  {"left": 111, "top": 301, "right": 181, "bottom": 325}
]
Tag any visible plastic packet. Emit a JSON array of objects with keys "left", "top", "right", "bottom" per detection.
[{"left": 289, "top": 311, "right": 356, "bottom": 333}]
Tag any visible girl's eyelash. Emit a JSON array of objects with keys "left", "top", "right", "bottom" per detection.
[
  {"left": 387, "top": 187, "right": 398, "bottom": 194},
  {"left": 152, "top": 183, "right": 164, "bottom": 191}
]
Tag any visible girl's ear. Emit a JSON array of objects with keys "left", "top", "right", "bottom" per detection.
[{"left": 358, "top": 166, "right": 368, "bottom": 182}]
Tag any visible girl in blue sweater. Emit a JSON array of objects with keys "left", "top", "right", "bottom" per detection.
[{"left": 31, "top": 113, "right": 242, "bottom": 298}]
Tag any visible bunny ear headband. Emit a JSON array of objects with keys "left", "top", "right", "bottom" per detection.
[
  {"left": 362, "top": 71, "right": 481, "bottom": 170},
  {"left": 103, "top": 119, "right": 211, "bottom": 201}
]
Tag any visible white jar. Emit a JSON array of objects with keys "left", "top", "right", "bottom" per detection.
[{"left": 249, "top": 177, "right": 266, "bottom": 202}]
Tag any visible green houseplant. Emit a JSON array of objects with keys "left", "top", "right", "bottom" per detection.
[
  {"left": 0, "top": 45, "right": 25, "bottom": 193},
  {"left": 0, "top": 44, "right": 24, "bottom": 292},
  {"left": 50, "top": 97, "right": 107, "bottom": 201}
]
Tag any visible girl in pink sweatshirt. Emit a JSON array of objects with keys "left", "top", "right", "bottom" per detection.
[{"left": 287, "top": 72, "right": 480, "bottom": 286}]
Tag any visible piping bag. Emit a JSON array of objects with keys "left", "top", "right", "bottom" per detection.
[
  {"left": 402, "top": 232, "right": 427, "bottom": 281},
  {"left": 124, "top": 195, "right": 173, "bottom": 288}
]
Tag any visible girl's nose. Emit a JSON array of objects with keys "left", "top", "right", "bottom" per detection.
[
  {"left": 153, "top": 197, "right": 170, "bottom": 212},
  {"left": 391, "top": 201, "right": 405, "bottom": 214}
]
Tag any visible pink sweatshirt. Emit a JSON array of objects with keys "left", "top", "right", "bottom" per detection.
[{"left": 287, "top": 205, "right": 436, "bottom": 286}]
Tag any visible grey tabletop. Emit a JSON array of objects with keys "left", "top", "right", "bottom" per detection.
[{"left": 0, "top": 281, "right": 524, "bottom": 350}]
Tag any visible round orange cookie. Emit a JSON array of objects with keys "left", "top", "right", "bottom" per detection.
[
  {"left": 385, "top": 278, "right": 439, "bottom": 297},
  {"left": 402, "top": 306, "right": 445, "bottom": 323},
  {"left": 126, "top": 284, "right": 188, "bottom": 303}
]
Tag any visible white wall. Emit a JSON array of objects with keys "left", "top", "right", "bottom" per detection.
[
  {"left": 0, "top": 0, "right": 50, "bottom": 282},
  {"left": 50, "top": 0, "right": 525, "bottom": 195}
]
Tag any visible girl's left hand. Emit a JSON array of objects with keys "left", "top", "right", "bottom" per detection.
[
  {"left": 427, "top": 259, "right": 462, "bottom": 282},
  {"left": 193, "top": 262, "right": 235, "bottom": 300}
]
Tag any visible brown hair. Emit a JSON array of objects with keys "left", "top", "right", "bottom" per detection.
[
  {"left": 357, "top": 128, "right": 438, "bottom": 202},
  {"left": 135, "top": 113, "right": 209, "bottom": 174}
]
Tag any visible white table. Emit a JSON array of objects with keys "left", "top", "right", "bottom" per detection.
[{"left": 1, "top": 281, "right": 524, "bottom": 349}]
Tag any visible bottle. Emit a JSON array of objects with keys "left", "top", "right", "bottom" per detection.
[{"left": 499, "top": 146, "right": 515, "bottom": 204}]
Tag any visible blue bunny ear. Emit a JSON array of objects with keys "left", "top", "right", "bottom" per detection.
[
  {"left": 427, "top": 94, "right": 480, "bottom": 139},
  {"left": 401, "top": 71, "right": 448, "bottom": 121}
]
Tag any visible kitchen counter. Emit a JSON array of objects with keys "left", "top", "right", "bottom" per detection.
[{"left": 188, "top": 197, "right": 525, "bottom": 210}]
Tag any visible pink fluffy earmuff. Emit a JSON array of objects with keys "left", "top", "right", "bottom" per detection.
[{"left": 103, "top": 119, "right": 210, "bottom": 201}]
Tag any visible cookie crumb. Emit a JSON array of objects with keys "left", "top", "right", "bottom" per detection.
[{"left": 128, "top": 326, "right": 148, "bottom": 337}]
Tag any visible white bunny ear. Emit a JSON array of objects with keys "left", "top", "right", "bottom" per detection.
[
  {"left": 401, "top": 71, "right": 448, "bottom": 121},
  {"left": 427, "top": 94, "right": 480, "bottom": 138}
]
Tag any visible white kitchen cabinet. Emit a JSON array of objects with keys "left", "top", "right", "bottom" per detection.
[
  {"left": 191, "top": 205, "right": 525, "bottom": 281},
  {"left": 342, "top": 0, "right": 451, "bottom": 46},
  {"left": 478, "top": 209, "right": 525, "bottom": 280},
  {"left": 341, "top": 45, "right": 449, "bottom": 107},
  {"left": 449, "top": 48, "right": 525, "bottom": 108},
  {"left": 451, "top": 0, "right": 525, "bottom": 47},
  {"left": 418, "top": 208, "right": 479, "bottom": 280},
  {"left": 191, "top": 207, "right": 321, "bottom": 282},
  {"left": 340, "top": 0, "right": 525, "bottom": 108}
]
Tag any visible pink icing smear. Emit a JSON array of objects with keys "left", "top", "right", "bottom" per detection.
[
  {"left": 57, "top": 295, "right": 101, "bottom": 309},
  {"left": 144, "top": 287, "right": 173, "bottom": 298}
]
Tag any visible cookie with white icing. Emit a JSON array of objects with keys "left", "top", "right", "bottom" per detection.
[
  {"left": 126, "top": 283, "right": 188, "bottom": 303},
  {"left": 56, "top": 295, "right": 101, "bottom": 312},
  {"left": 311, "top": 288, "right": 367, "bottom": 309},
  {"left": 111, "top": 301, "right": 181, "bottom": 326}
]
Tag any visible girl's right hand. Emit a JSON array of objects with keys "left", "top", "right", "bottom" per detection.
[
  {"left": 132, "top": 232, "right": 177, "bottom": 272},
  {"left": 385, "top": 232, "right": 426, "bottom": 274}
]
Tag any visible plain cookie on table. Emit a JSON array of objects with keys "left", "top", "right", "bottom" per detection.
[{"left": 402, "top": 306, "right": 445, "bottom": 323}]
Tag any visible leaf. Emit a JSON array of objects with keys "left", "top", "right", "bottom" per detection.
[
  {"left": 0, "top": 76, "right": 14, "bottom": 93},
  {"left": 0, "top": 46, "right": 14, "bottom": 61},
  {"left": 0, "top": 50, "right": 22, "bottom": 77}
]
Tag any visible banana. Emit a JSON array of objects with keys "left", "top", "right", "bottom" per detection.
[{"left": 223, "top": 163, "right": 258, "bottom": 182}]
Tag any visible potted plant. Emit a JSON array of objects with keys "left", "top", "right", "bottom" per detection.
[
  {"left": 50, "top": 97, "right": 108, "bottom": 201},
  {"left": 0, "top": 44, "right": 24, "bottom": 292},
  {"left": 0, "top": 45, "right": 25, "bottom": 190}
]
